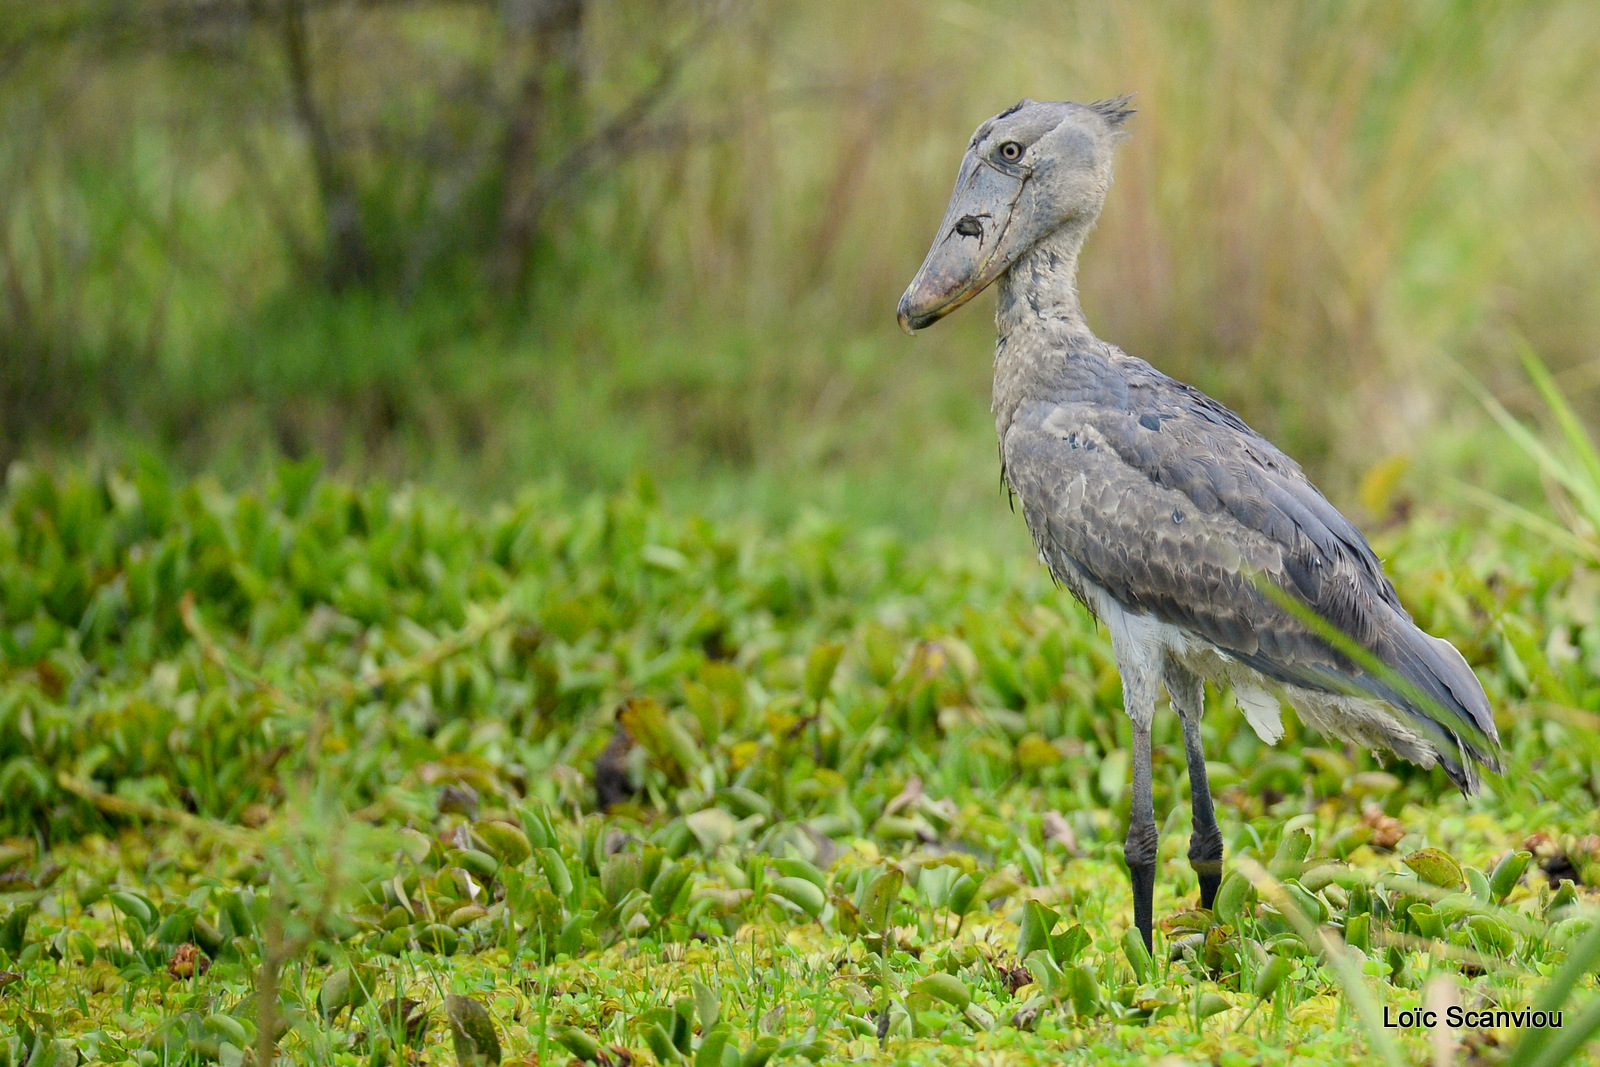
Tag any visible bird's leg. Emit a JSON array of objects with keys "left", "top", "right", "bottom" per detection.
[
  {"left": 1125, "top": 716, "right": 1158, "bottom": 956},
  {"left": 1166, "top": 660, "right": 1223, "bottom": 910},
  {"left": 1113, "top": 646, "right": 1162, "bottom": 957},
  {"left": 1181, "top": 710, "right": 1223, "bottom": 909}
]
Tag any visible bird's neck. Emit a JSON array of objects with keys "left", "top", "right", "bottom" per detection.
[
  {"left": 992, "top": 219, "right": 1099, "bottom": 441},
  {"left": 996, "top": 219, "right": 1094, "bottom": 337}
]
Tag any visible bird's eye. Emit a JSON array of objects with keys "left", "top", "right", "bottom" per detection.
[{"left": 999, "top": 141, "right": 1023, "bottom": 161}]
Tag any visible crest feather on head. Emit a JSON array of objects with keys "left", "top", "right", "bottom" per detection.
[{"left": 1088, "top": 94, "right": 1136, "bottom": 130}]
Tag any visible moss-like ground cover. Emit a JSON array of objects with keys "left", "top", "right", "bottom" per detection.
[{"left": 1, "top": 462, "right": 1598, "bottom": 1065}]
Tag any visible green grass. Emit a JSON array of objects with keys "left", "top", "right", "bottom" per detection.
[
  {"left": 5, "top": 0, "right": 1600, "bottom": 533},
  {"left": 2, "top": 461, "right": 1599, "bottom": 1064}
]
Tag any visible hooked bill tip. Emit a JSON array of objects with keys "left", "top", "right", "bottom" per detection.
[
  {"left": 897, "top": 289, "right": 945, "bottom": 334},
  {"left": 896, "top": 292, "right": 921, "bottom": 335}
]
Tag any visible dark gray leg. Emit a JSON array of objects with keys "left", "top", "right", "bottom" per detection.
[
  {"left": 1125, "top": 717, "right": 1158, "bottom": 955},
  {"left": 1167, "top": 661, "right": 1222, "bottom": 910},
  {"left": 1109, "top": 636, "right": 1162, "bottom": 957}
]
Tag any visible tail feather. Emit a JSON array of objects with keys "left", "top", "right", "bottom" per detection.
[{"left": 1362, "top": 612, "right": 1502, "bottom": 793}]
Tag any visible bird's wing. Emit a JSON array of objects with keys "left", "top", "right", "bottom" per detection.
[{"left": 1002, "top": 374, "right": 1500, "bottom": 784}]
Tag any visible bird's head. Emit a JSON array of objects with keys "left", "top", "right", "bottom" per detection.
[{"left": 897, "top": 96, "right": 1133, "bottom": 334}]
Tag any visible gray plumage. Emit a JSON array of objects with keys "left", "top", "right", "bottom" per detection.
[
  {"left": 898, "top": 96, "right": 1502, "bottom": 950},
  {"left": 1000, "top": 346, "right": 1498, "bottom": 790}
]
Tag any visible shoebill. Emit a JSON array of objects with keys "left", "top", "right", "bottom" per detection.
[{"left": 897, "top": 97, "right": 1502, "bottom": 953}]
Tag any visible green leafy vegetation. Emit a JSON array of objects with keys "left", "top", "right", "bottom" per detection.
[
  {"left": 5, "top": 4, "right": 1600, "bottom": 1062},
  {"left": 2, "top": 460, "right": 1598, "bottom": 1064}
]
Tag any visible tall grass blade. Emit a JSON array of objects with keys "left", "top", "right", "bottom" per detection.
[
  {"left": 1451, "top": 482, "right": 1598, "bottom": 562},
  {"left": 1504, "top": 912, "right": 1600, "bottom": 1067},
  {"left": 1238, "top": 858, "right": 1403, "bottom": 1067},
  {"left": 1510, "top": 334, "right": 1600, "bottom": 524},
  {"left": 1461, "top": 341, "right": 1600, "bottom": 549},
  {"left": 1252, "top": 574, "right": 1498, "bottom": 762},
  {"left": 1467, "top": 378, "right": 1598, "bottom": 520}
]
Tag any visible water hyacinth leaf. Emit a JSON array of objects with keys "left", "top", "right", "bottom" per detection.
[
  {"left": 1213, "top": 872, "right": 1251, "bottom": 927},
  {"left": 473, "top": 822, "right": 532, "bottom": 867},
  {"left": 696, "top": 1027, "right": 732, "bottom": 1067},
  {"left": 535, "top": 848, "right": 573, "bottom": 901},
  {"left": 720, "top": 787, "right": 773, "bottom": 821},
  {"left": 912, "top": 973, "right": 971, "bottom": 1009},
  {"left": 416, "top": 923, "right": 459, "bottom": 955},
  {"left": 1403, "top": 848, "right": 1464, "bottom": 891},
  {"left": 65, "top": 929, "right": 96, "bottom": 966},
  {"left": 203, "top": 1014, "right": 251, "bottom": 1047},
  {"left": 1433, "top": 895, "right": 1477, "bottom": 927},
  {"left": 1408, "top": 908, "right": 1446, "bottom": 940},
  {"left": 517, "top": 801, "right": 555, "bottom": 851},
  {"left": 557, "top": 1027, "right": 602, "bottom": 1062},
  {"left": 692, "top": 979, "right": 721, "bottom": 1029},
  {"left": 963, "top": 1003, "right": 997, "bottom": 1031},
  {"left": 1023, "top": 949, "right": 1066, "bottom": 998},
  {"left": 917, "top": 865, "right": 957, "bottom": 909},
  {"left": 444, "top": 995, "right": 501, "bottom": 1067},
  {"left": 1282, "top": 881, "right": 1326, "bottom": 925},
  {"left": 740, "top": 1037, "right": 780, "bottom": 1067},
  {"left": 1253, "top": 956, "right": 1289, "bottom": 1000},
  {"left": 770, "top": 877, "right": 826, "bottom": 919},
  {"left": 771, "top": 857, "right": 825, "bottom": 890},
  {"left": 154, "top": 906, "right": 198, "bottom": 944},
  {"left": 1269, "top": 828, "right": 1312, "bottom": 880},
  {"left": 804, "top": 641, "right": 845, "bottom": 702},
  {"left": 1068, "top": 963, "right": 1101, "bottom": 1016},
  {"left": 1548, "top": 881, "right": 1579, "bottom": 916},
  {"left": 1345, "top": 913, "right": 1371, "bottom": 952},
  {"left": 318, "top": 967, "right": 371, "bottom": 1019},
  {"left": 946, "top": 872, "right": 981, "bottom": 917},
  {"left": 1122, "top": 927, "right": 1154, "bottom": 983},
  {"left": 1017, "top": 900, "right": 1058, "bottom": 961},
  {"left": 453, "top": 849, "right": 501, "bottom": 884},
  {"left": 641, "top": 543, "right": 689, "bottom": 573},
  {"left": 1051, "top": 923, "right": 1090, "bottom": 966},
  {"left": 220, "top": 892, "right": 255, "bottom": 936},
  {"left": 109, "top": 892, "right": 154, "bottom": 926},
  {"left": 1327, "top": 823, "right": 1374, "bottom": 859},
  {"left": 558, "top": 912, "right": 592, "bottom": 955},
  {"left": 685, "top": 808, "right": 739, "bottom": 852},
  {"left": 1016, "top": 733, "right": 1059, "bottom": 772},
  {"left": 1299, "top": 863, "right": 1353, "bottom": 893},
  {"left": 601, "top": 853, "right": 641, "bottom": 905},
  {"left": 1097, "top": 749, "right": 1128, "bottom": 804},
  {"left": 646, "top": 1023, "right": 683, "bottom": 1065},
  {"left": 1467, "top": 914, "right": 1516, "bottom": 956},
  {"left": 655, "top": 821, "right": 695, "bottom": 861},
  {"left": 1195, "top": 992, "right": 1231, "bottom": 1021},
  {"left": 1491, "top": 851, "right": 1533, "bottom": 902},
  {"left": 858, "top": 867, "right": 904, "bottom": 931},
  {"left": 651, "top": 860, "right": 693, "bottom": 918},
  {"left": 620, "top": 697, "right": 705, "bottom": 782},
  {"left": 397, "top": 827, "right": 435, "bottom": 864},
  {"left": 1547, "top": 915, "right": 1593, "bottom": 950},
  {"left": 672, "top": 998, "right": 696, "bottom": 1053}
]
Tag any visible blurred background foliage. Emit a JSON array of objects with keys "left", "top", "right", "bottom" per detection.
[{"left": 3, "top": 0, "right": 1599, "bottom": 542}]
